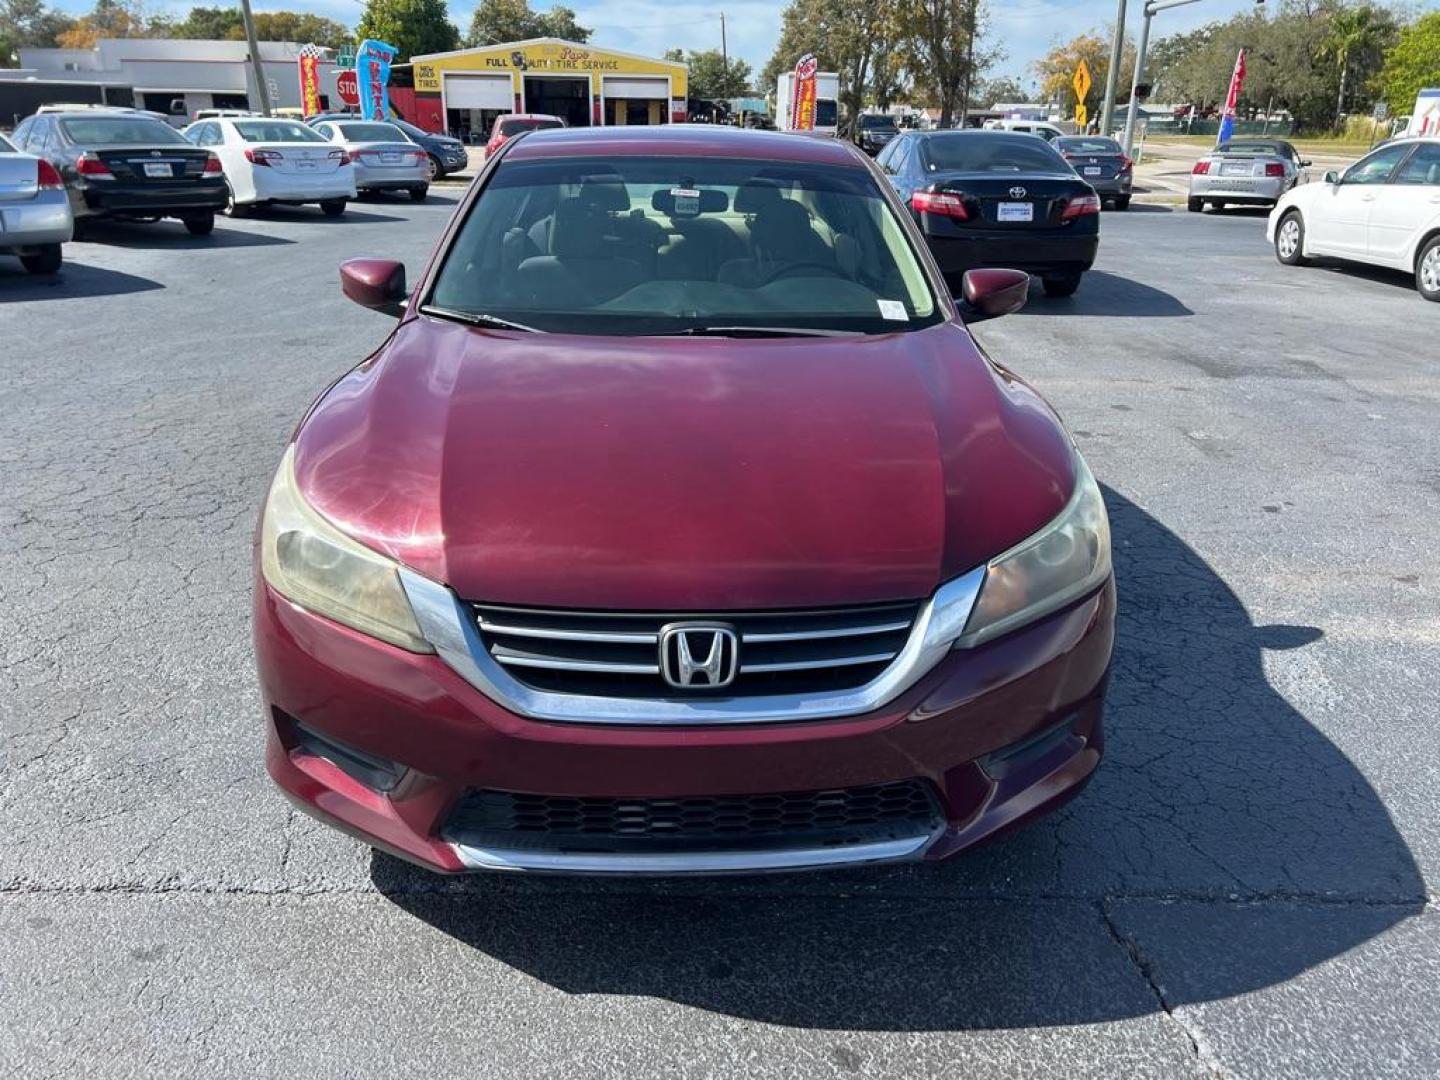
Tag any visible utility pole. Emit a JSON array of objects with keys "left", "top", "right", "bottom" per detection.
[
  {"left": 1099, "top": 0, "right": 1128, "bottom": 136},
  {"left": 239, "top": 0, "right": 273, "bottom": 117},
  {"left": 720, "top": 11, "right": 728, "bottom": 93}
]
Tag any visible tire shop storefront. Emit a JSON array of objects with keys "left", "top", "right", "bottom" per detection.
[{"left": 408, "top": 38, "right": 687, "bottom": 142}]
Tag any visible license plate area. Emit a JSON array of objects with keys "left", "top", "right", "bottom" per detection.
[
  {"left": 997, "top": 202, "right": 1034, "bottom": 223},
  {"left": 1083, "top": 166, "right": 1102, "bottom": 176},
  {"left": 142, "top": 162, "right": 173, "bottom": 178},
  {"left": 381, "top": 153, "right": 401, "bottom": 164},
  {"left": 1221, "top": 163, "right": 1252, "bottom": 176}
]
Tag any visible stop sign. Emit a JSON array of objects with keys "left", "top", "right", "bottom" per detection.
[{"left": 336, "top": 69, "right": 359, "bottom": 108}]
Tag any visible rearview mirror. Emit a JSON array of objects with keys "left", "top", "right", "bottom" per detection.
[
  {"left": 1324, "top": 170, "right": 1340, "bottom": 185},
  {"left": 340, "top": 258, "right": 407, "bottom": 317},
  {"left": 960, "top": 268, "right": 1030, "bottom": 322}
]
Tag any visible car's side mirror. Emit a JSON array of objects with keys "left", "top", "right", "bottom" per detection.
[
  {"left": 960, "top": 268, "right": 1030, "bottom": 322},
  {"left": 1324, "top": 170, "right": 1341, "bottom": 185},
  {"left": 1300, "top": 158, "right": 1312, "bottom": 167},
  {"left": 340, "top": 258, "right": 407, "bottom": 317}
]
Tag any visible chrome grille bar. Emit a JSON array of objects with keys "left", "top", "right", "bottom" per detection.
[
  {"left": 478, "top": 619, "right": 658, "bottom": 645},
  {"left": 741, "top": 651, "right": 898, "bottom": 674},
  {"left": 741, "top": 620, "right": 912, "bottom": 643}
]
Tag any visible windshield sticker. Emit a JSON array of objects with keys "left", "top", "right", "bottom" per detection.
[
  {"left": 877, "top": 300, "right": 908, "bottom": 321},
  {"left": 669, "top": 188, "right": 700, "bottom": 217}
]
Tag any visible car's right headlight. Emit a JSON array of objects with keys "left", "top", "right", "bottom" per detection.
[
  {"left": 259, "top": 445, "right": 433, "bottom": 654},
  {"left": 954, "top": 454, "right": 1111, "bottom": 648}
]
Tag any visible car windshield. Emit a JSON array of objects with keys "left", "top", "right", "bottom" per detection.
[
  {"left": 1056, "top": 137, "right": 1122, "bottom": 154},
  {"left": 498, "top": 117, "right": 563, "bottom": 135},
  {"left": 861, "top": 116, "right": 897, "bottom": 130},
  {"left": 0, "top": 133, "right": 14, "bottom": 152},
  {"left": 429, "top": 154, "right": 940, "bottom": 336},
  {"left": 59, "top": 117, "right": 187, "bottom": 145},
  {"left": 391, "top": 119, "right": 428, "bottom": 139},
  {"left": 921, "top": 134, "right": 1068, "bottom": 173},
  {"left": 234, "top": 121, "right": 327, "bottom": 143},
  {"left": 337, "top": 122, "right": 406, "bottom": 142}
]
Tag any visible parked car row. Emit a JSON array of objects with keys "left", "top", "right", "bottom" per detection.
[{"left": 0, "top": 106, "right": 451, "bottom": 274}]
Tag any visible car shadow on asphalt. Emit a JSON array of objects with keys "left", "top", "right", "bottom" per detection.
[
  {"left": 0, "top": 260, "right": 163, "bottom": 300},
  {"left": 1006, "top": 271, "right": 1193, "bottom": 318},
  {"left": 370, "top": 488, "right": 1424, "bottom": 1032},
  {"left": 70, "top": 222, "right": 294, "bottom": 249},
  {"left": 243, "top": 206, "right": 409, "bottom": 225},
  {"left": 1112, "top": 202, "right": 1174, "bottom": 213}
]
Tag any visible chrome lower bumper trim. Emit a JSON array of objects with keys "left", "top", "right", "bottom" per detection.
[{"left": 446, "top": 831, "right": 937, "bottom": 875}]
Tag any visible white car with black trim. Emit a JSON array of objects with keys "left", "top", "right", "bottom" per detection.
[
  {"left": 1268, "top": 137, "right": 1440, "bottom": 302},
  {"left": 183, "top": 116, "right": 355, "bottom": 217},
  {"left": 310, "top": 119, "right": 430, "bottom": 202}
]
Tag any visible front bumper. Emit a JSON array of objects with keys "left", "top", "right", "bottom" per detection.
[
  {"left": 79, "top": 178, "right": 227, "bottom": 217},
  {"left": 0, "top": 188, "right": 73, "bottom": 249},
  {"left": 256, "top": 575, "right": 1115, "bottom": 875},
  {"left": 924, "top": 228, "right": 1099, "bottom": 278}
]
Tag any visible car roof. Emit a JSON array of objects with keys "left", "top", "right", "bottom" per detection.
[
  {"left": 506, "top": 125, "right": 865, "bottom": 167},
  {"left": 500, "top": 113, "right": 565, "bottom": 122}
]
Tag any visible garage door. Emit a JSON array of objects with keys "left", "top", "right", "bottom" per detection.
[
  {"left": 603, "top": 77, "right": 668, "bottom": 100},
  {"left": 444, "top": 73, "right": 512, "bottom": 110}
]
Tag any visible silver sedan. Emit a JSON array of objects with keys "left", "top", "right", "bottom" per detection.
[
  {"left": 1188, "top": 138, "right": 1311, "bottom": 213},
  {"left": 0, "top": 131, "right": 73, "bottom": 274},
  {"left": 310, "top": 120, "right": 430, "bottom": 202}
]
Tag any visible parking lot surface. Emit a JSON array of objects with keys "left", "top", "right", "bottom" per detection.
[{"left": 3, "top": 196, "right": 1438, "bottom": 1078}]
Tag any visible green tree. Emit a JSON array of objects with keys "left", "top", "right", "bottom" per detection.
[
  {"left": 1033, "top": 30, "right": 1134, "bottom": 120},
  {"left": 357, "top": 0, "right": 459, "bottom": 61},
  {"left": 162, "top": 6, "right": 241, "bottom": 39},
  {"left": 465, "top": 0, "right": 589, "bottom": 47},
  {"left": 1317, "top": 4, "right": 1396, "bottom": 129},
  {"left": 669, "top": 47, "right": 752, "bottom": 99},
  {"left": 1, "top": 0, "right": 74, "bottom": 51},
  {"left": 55, "top": 0, "right": 149, "bottom": 48},
  {"left": 247, "top": 13, "right": 352, "bottom": 49},
  {"left": 971, "top": 75, "right": 1029, "bottom": 107},
  {"left": 1380, "top": 11, "right": 1440, "bottom": 116}
]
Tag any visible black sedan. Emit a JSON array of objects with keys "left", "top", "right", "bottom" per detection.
[
  {"left": 876, "top": 129, "right": 1100, "bottom": 297},
  {"left": 1053, "top": 135, "right": 1133, "bottom": 209},
  {"left": 7, "top": 109, "right": 226, "bottom": 236}
]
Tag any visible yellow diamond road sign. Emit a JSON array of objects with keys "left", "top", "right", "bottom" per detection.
[{"left": 1072, "top": 59, "right": 1092, "bottom": 105}]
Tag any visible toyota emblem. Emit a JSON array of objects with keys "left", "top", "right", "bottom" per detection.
[{"left": 1008, "top": 185, "right": 1028, "bottom": 199}]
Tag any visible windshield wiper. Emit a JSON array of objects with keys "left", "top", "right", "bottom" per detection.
[
  {"left": 658, "top": 325, "right": 863, "bottom": 338},
  {"left": 420, "top": 305, "right": 542, "bottom": 333}
]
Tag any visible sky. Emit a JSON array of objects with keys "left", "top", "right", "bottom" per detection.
[{"left": 42, "top": 0, "right": 1434, "bottom": 94}]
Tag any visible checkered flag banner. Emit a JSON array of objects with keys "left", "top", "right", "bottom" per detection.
[{"left": 298, "top": 43, "right": 327, "bottom": 60}]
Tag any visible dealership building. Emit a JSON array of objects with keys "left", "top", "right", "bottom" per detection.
[
  {"left": 0, "top": 38, "right": 335, "bottom": 126},
  {"left": 403, "top": 38, "right": 688, "bottom": 141}
]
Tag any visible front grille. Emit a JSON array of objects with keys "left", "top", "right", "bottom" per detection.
[
  {"left": 471, "top": 600, "right": 921, "bottom": 699},
  {"left": 446, "top": 780, "right": 943, "bottom": 854}
]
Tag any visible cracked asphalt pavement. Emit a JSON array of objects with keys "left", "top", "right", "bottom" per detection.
[{"left": 2, "top": 195, "right": 1438, "bottom": 1078}]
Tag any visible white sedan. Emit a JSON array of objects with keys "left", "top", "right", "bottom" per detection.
[
  {"left": 1268, "top": 137, "right": 1440, "bottom": 301},
  {"left": 310, "top": 120, "right": 429, "bottom": 202},
  {"left": 182, "top": 117, "right": 355, "bottom": 217}
]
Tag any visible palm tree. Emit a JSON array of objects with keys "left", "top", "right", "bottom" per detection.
[{"left": 1318, "top": 5, "right": 1390, "bottom": 131}]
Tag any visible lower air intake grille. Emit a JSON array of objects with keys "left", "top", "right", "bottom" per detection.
[{"left": 446, "top": 780, "right": 943, "bottom": 854}]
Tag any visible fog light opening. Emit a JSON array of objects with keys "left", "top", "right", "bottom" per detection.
[{"left": 284, "top": 712, "right": 406, "bottom": 793}]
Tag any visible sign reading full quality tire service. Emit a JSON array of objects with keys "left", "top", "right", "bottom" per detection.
[
  {"left": 791, "top": 54, "right": 818, "bottom": 133},
  {"left": 355, "top": 39, "right": 397, "bottom": 121}
]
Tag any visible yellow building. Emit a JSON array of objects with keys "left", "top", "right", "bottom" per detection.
[{"left": 409, "top": 38, "right": 689, "bottom": 142}]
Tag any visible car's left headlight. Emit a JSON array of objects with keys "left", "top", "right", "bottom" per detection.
[
  {"left": 955, "top": 454, "right": 1111, "bottom": 648},
  {"left": 259, "top": 445, "right": 433, "bottom": 653}
]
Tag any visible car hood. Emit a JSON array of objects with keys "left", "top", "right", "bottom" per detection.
[{"left": 294, "top": 316, "right": 1075, "bottom": 610}]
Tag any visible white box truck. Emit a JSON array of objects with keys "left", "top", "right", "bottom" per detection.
[{"left": 775, "top": 71, "right": 840, "bottom": 136}]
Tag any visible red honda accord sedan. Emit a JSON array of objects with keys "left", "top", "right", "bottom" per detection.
[{"left": 254, "top": 126, "right": 1114, "bottom": 875}]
